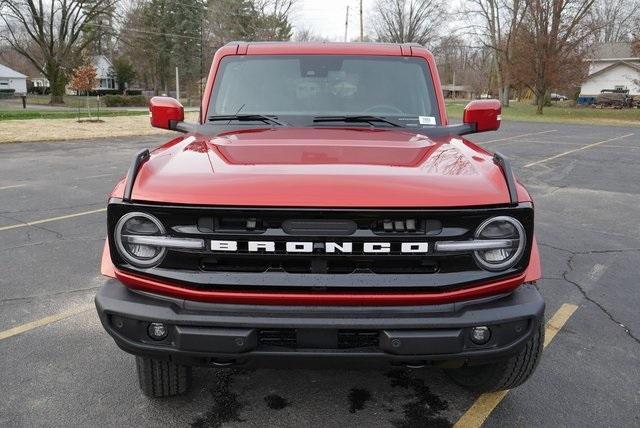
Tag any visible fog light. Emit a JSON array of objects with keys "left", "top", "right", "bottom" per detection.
[
  {"left": 470, "top": 326, "right": 491, "bottom": 345},
  {"left": 148, "top": 322, "right": 168, "bottom": 340}
]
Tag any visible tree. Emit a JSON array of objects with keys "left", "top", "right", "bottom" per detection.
[
  {"left": 432, "top": 36, "right": 493, "bottom": 99},
  {"left": 592, "top": 0, "right": 640, "bottom": 43},
  {"left": 294, "top": 28, "right": 331, "bottom": 42},
  {"left": 371, "top": 0, "right": 446, "bottom": 46},
  {"left": 208, "top": 0, "right": 295, "bottom": 46},
  {"left": 513, "top": 0, "right": 595, "bottom": 114},
  {"left": 252, "top": 0, "right": 295, "bottom": 40},
  {"left": 464, "top": 0, "right": 529, "bottom": 107},
  {"left": 112, "top": 57, "right": 136, "bottom": 94},
  {"left": 69, "top": 63, "right": 97, "bottom": 119},
  {"left": 117, "top": 0, "right": 206, "bottom": 95},
  {"left": 0, "top": 0, "right": 117, "bottom": 104}
]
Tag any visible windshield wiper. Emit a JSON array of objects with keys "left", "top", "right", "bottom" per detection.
[
  {"left": 313, "top": 115, "right": 403, "bottom": 128},
  {"left": 208, "top": 114, "right": 289, "bottom": 126}
]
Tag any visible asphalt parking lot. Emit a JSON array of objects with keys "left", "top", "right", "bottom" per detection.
[{"left": 1, "top": 121, "right": 639, "bottom": 427}]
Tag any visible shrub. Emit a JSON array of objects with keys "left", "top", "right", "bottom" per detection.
[
  {"left": 102, "top": 94, "right": 148, "bottom": 107},
  {"left": 0, "top": 88, "right": 16, "bottom": 99},
  {"left": 89, "top": 89, "right": 120, "bottom": 96}
]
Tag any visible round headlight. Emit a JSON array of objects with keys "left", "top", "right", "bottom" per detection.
[
  {"left": 473, "top": 216, "right": 525, "bottom": 271},
  {"left": 114, "top": 212, "right": 167, "bottom": 268}
]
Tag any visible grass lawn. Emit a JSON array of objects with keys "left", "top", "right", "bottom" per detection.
[
  {"left": 0, "top": 110, "right": 148, "bottom": 121},
  {"left": 445, "top": 100, "right": 640, "bottom": 127},
  {"left": 0, "top": 111, "right": 199, "bottom": 143}
]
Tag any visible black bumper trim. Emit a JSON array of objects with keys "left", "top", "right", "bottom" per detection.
[{"left": 95, "top": 279, "right": 544, "bottom": 365}]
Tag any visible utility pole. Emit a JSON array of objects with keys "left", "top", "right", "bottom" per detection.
[
  {"left": 359, "top": 0, "right": 363, "bottom": 42},
  {"left": 175, "top": 67, "right": 180, "bottom": 101},
  {"left": 344, "top": 5, "right": 349, "bottom": 42}
]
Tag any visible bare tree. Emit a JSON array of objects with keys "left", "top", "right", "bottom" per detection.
[
  {"left": 371, "top": 0, "right": 446, "bottom": 46},
  {"left": 464, "top": 0, "right": 529, "bottom": 107},
  {"left": 432, "top": 35, "right": 492, "bottom": 98},
  {"left": 0, "top": 0, "right": 117, "bottom": 104},
  {"left": 294, "top": 28, "right": 330, "bottom": 42},
  {"left": 592, "top": 0, "right": 640, "bottom": 43},
  {"left": 514, "top": 0, "right": 596, "bottom": 114}
]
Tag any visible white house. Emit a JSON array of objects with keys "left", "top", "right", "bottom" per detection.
[
  {"left": 30, "top": 75, "right": 50, "bottom": 90},
  {"left": 93, "top": 55, "right": 118, "bottom": 91},
  {"left": 30, "top": 55, "right": 119, "bottom": 94},
  {"left": 60, "top": 55, "right": 119, "bottom": 94},
  {"left": 0, "top": 63, "right": 27, "bottom": 94},
  {"left": 580, "top": 43, "right": 640, "bottom": 97}
]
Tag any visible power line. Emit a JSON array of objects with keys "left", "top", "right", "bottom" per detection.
[{"left": 86, "top": 22, "right": 202, "bottom": 40}]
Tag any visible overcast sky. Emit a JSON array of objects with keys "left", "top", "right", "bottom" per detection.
[{"left": 291, "top": 0, "right": 378, "bottom": 41}]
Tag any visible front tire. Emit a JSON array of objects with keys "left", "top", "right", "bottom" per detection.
[
  {"left": 136, "top": 356, "right": 192, "bottom": 397},
  {"left": 445, "top": 322, "right": 544, "bottom": 392}
]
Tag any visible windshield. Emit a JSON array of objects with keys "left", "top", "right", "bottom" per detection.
[{"left": 209, "top": 55, "right": 440, "bottom": 125}]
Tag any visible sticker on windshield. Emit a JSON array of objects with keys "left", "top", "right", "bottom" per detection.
[{"left": 418, "top": 116, "right": 436, "bottom": 125}]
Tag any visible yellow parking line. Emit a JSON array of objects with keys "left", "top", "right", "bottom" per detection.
[
  {"left": 453, "top": 303, "right": 579, "bottom": 428},
  {"left": 524, "top": 133, "right": 634, "bottom": 168},
  {"left": 0, "top": 305, "right": 93, "bottom": 341},
  {"left": 0, "top": 184, "right": 27, "bottom": 190},
  {"left": 543, "top": 303, "right": 579, "bottom": 347},
  {"left": 0, "top": 208, "right": 106, "bottom": 232},
  {"left": 480, "top": 130, "right": 557, "bottom": 144}
]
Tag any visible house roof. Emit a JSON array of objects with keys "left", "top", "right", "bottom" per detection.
[
  {"left": 0, "top": 63, "right": 27, "bottom": 78},
  {"left": 588, "top": 42, "right": 638, "bottom": 61},
  {"left": 587, "top": 60, "right": 640, "bottom": 79}
]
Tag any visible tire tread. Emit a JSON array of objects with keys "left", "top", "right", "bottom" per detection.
[
  {"left": 136, "top": 356, "right": 191, "bottom": 397},
  {"left": 445, "top": 322, "right": 544, "bottom": 392}
]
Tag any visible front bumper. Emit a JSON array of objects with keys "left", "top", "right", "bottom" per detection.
[{"left": 95, "top": 279, "right": 544, "bottom": 368}]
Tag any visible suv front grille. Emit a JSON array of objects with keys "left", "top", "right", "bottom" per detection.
[
  {"left": 108, "top": 202, "right": 534, "bottom": 292},
  {"left": 195, "top": 255, "right": 441, "bottom": 274}
]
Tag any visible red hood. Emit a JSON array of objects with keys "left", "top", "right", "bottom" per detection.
[{"left": 122, "top": 128, "right": 528, "bottom": 207}]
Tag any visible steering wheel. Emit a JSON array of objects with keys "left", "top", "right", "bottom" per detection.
[{"left": 363, "top": 104, "right": 404, "bottom": 115}]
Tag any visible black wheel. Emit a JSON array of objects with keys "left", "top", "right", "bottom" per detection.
[
  {"left": 445, "top": 322, "right": 544, "bottom": 393},
  {"left": 135, "top": 356, "right": 192, "bottom": 397}
]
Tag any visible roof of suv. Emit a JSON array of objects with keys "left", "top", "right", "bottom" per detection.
[{"left": 224, "top": 41, "right": 427, "bottom": 56}]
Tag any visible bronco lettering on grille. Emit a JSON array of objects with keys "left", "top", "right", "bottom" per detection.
[{"left": 210, "top": 240, "right": 429, "bottom": 253}]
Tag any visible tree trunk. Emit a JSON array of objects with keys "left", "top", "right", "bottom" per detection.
[
  {"left": 86, "top": 94, "right": 92, "bottom": 120},
  {"left": 536, "top": 90, "right": 545, "bottom": 115},
  {"left": 48, "top": 70, "right": 67, "bottom": 105},
  {"left": 501, "top": 84, "right": 511, "bottom": 107},
  {"left": 494, "top": 61, "right": 503, "bottom": 104}
]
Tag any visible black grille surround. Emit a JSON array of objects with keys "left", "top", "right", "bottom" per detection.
[{"left": 107, "top": 199, "right": 534, "bottom": 293}]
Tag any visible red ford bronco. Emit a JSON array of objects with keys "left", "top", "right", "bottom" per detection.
[{"left": 96, "top": 42, "right": 544, "bottom": 397}]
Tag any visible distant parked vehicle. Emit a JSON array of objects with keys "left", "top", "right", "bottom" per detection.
[{"left": 550, "top": 93, "right": 568, "bottom": 101}]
